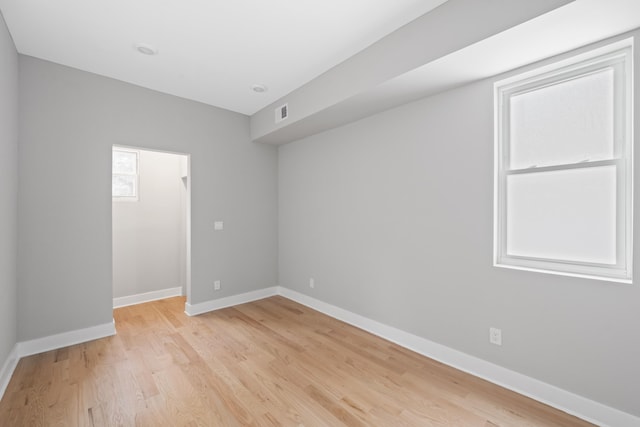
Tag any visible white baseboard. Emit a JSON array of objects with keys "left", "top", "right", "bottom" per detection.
[
  {"left": 184, "top": 287, "right": 278, "bottom": 316},
  {"left": 0, "top": 320, "right": 116, "bottom": 401},
  {"left": 0, "top": 344, "right": 19, "bottom": 400},
  {"left": 4, "top": 286, "right": 636, "bottom": 426},
  {"left": 277, "top": 286, "right": 640, "bottom": 427},
  {"left": 17, "top": 320, "right": 116, "bottom": 358},
  {"left": 113, "top": 286, "right": 183, "bottom": 308}
]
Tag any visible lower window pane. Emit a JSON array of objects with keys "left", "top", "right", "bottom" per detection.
[
  {"left": 113, "top": 175, "right": 137, "bottom": 197},
  {"left": 506, "top": 166, "right": 616, "bottom": 265}
]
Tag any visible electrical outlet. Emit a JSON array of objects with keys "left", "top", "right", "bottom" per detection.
[
  {"left": 214, "top": 280, "right": 221, "bottom": 291},
  {"left": 489, "top": 327, "right": 502, "bottom": 346},
  {"left": 309, "top": 278, "right": 315, "bottom": 289}
]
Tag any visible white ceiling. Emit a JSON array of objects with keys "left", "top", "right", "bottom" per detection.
[
  {"left": 0, "top": 0, "right": 448, "bottom": 115},
  {"left": 251, "top": 0, "right": 640, "bottom": 144}
]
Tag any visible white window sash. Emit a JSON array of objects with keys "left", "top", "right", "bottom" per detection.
[
  {"left": 112, "top": 149, "right": 140, "bottom": 201},
  {"left": 493, "top": 40, "right": 633, "bottom": 284}
]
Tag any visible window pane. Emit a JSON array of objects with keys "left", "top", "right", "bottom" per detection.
[
  {"left": 113, "top": 150, "right": 137, "bottom": 174},
  {"left": 506, "top": 166, "right": 616, "bottom": 264},
  {"left": 509, "top": 68, "right": 614, "bottom": 169},
  {"left": 112, "top": 175, "right": 137, "bottom": 197}
]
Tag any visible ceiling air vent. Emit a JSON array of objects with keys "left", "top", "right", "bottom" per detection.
[{"left": 275, "top": 103, "right": 289, "bottom": 123}]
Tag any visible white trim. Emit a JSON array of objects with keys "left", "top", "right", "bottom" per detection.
[
  {"left": 113, "top": 286, "right": 183, "bottom": 308},
  {"left": 0, "top": 344, "right": 19, "bottom": 400},
  {"left": 0, "top": 321, "right": 117, "bottom": 400},
  {"left": 3, "top": 286, "right": 637, "bottom": 426},
  {"left": 277, "top": 287, "right": 640, "bottom": 427},
  {"left": 112, "top": 147, "right": 140, "bottom": 201},
  {"left": 16, "top": 320, "right": 116, "bottom": 358},
  {"left": 493, "top": 39, "right": 634, "bottom": 284},
  {"left": 184, "top": 287, "right": 278, "bottom": 316},
  {"left": 495, "top": 38, "right": 634, "bottom": 89},
  {"left": 494, "top": 262, "right": 633, "bottom": 284}
]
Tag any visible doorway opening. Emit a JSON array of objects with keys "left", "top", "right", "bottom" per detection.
[{"left": 112, "top": 145, "right": 191, "bottom": 309}]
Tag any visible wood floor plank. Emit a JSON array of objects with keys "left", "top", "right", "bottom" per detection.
[{"left": 0, "top": 296, "right": 596, "bottom": 426}]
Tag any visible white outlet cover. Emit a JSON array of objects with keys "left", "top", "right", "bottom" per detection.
[
  {"left": 214, "top": 280, "right": 221, "bottom": 290},
  {"left": 214, "top": 221, "right": 224, "bottom": 230},
  {"left": 490, "top": 327, "right": 502, "bottom": 346}
]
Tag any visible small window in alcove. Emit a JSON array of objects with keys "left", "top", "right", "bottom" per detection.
[{"left": 112, "top": 148, "right": 139, "bottom": 201}]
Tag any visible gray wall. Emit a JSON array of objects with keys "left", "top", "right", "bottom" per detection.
[
  {"left": 18, "top": 56, "right": 278, "bottom": 341},
  {"left": 0, "top": 12, "right": 18, "bottom": 369},
  {"left": 112, "top": 149, "right": 186, "bottom": 299},
  {"left": 278, "top": 33, "right": 640, "bottom": 416}
]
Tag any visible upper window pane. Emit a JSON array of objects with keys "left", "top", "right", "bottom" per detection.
[
  {"left": 509, "top": 68, "right": 615, "bottom": 170},
  {"left": 113, "top": 150, "right": 138, "bottom": 174}
]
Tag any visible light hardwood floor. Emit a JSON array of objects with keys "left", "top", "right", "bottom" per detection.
[{"left": 0, "top": 296, "right": 595, "bottom": 426}]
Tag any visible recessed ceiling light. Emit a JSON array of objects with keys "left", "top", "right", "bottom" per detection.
[
  {"left": 135, "top": 43, "right": 158, "bottom": 56},
  {"left": 251, "top": 84, "right": 268, "bottom": 93}
]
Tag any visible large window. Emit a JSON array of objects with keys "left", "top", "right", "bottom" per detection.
[
  {"left": 112, "top": 148, "right": 139, "bottom": 201},
  {"left": 494, "top": 40, "right": 633, "bottom": 283}
]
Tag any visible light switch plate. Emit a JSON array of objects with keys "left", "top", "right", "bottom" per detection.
[{"left": 214, "top": 221, "right": 224, "bottom": 230}]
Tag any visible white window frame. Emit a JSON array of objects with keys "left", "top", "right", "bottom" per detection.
[
  {"left": 494, "top": 39, "right": 634, "bottom": 284},
  {"left": 112, "top": 148, "right": 139, "bottom": 201}
]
